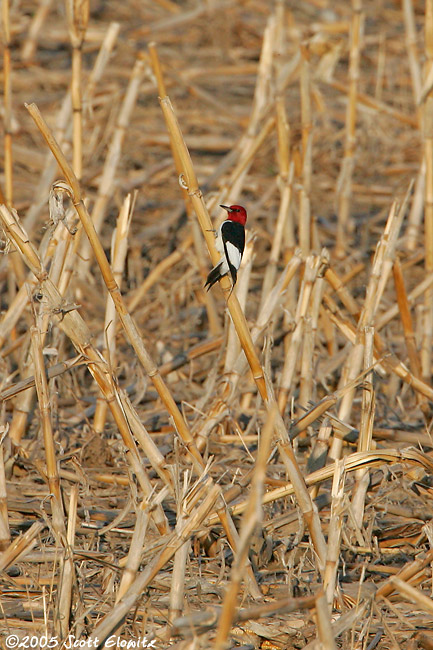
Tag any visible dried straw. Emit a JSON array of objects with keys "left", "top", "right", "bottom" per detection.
[
  {"left": 30, "top": 323, "right": 65, "bottom": 538},
  {"left": 335, "top": 0, "right": 363, "bottom": 257},
  {"left": 65, "top": 0, "right": 89, "bottom": 180},
  {"left": 213, "top": 406, "right": 276, "bottom": 649},
  {"left": 158, "top": 95, "right": 268, "bottom": 402},
  {"left": 25, "top": 102, "right": 204, "bottom": 473}
]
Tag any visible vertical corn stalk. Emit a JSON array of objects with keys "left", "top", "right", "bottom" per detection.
[
  {"left": 330, "top": 200, "right": 404, "bottom": 461},
  {"left": 148, "top": 44, "right": 221, "bottom": 336},
  {"left": 8, "top": 341, "right": 35, "bottom": 446},
  {"left": 79, "top": 54, "right": 145, "bottom": 277},
  {"left": 0, "top": 427, "right": 10, "bottom": 550},
  {"left": 405, "top": 159, "right": 425, "bottom": 252},
  {"left": 393, "top": 258, "right": 429, "bottom": 418},
  {"left": 94, "top": 195, "right": 132, "bottom": 434},
  {"left": 30, "top": 324, "right": 66, "bottom": 539},
  {"left": 0, "top": 204, "right": 170, "bottom": 534},
  {"left": 116, "top": 505, "right": 150, "bottom": 602},
  {"left": 65, "top": 0, "right": 89, "bottom": 180},
  {"left": 335, "top": 0, "right": 363, "bottom": 258},
  {"left": 159, "top": 93, "right": 326, "bottom": 577},
  {"left": 220, "top": 251, "right": 302, "bottom": 401},
  {"left": 8, "top": 192, "right": 75, "bottom": 445},
  {"left": 1, "top": 1, "right": 25, "bottom": 289},
  {"left": 278, "top": 256, "right": 319, "bottom": 414},
  {"left": 25, "top": 102, "right": 204, "bottom": 474},
  {"left": 351, "top": 327, "right": 375, "bottom": 526},
  {"left": 57, "top": 485, "right": 78, "bottom": 637},
  {"left": 403, "top": 0, "right": 427, "bottom": 248},
  {"left": 0, "top": 0, "right": 12, "bottom": 207},
  {"left": 259, "top": 96, "right": 293, "bottom": 310},
  {"left": 315, "top": 591, "right": 338, "bottom": 650},
  {"left": 24, "top": 22, "right": 120, "bottom": 235},
  {"left": 403, "top": 0, "right": 422, "bottom": 106},
  {"left": 323, "top": 460, "right": 345, "bottom": 605},
  {"left": 423, "top": 0, "right": 433, "bottom": 382},
  {"left": 169, "top": 469, "right": 191, "bottom": 623},
  {"left": 1, "top": 0, "right": 12, "bottom": 206},
  {"left": 299, "top": 251, "right": 328, "bottom": 412},
  {"left": 299, "top": 45, "right": 312, "bottom": 256},
  {"left": 159, "top": 97, "right": 268, "bottom": 402},
  {"left": 88, "top": 481, "right": 221, "bottom": 645},
  {"left": 21, "top": 0, "right": 54, "bottom": 62},
  {"left": 213, "top": 408, "right": 276, "bottom": 650}
]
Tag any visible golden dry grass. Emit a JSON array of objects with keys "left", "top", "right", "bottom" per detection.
[{"left": 1, "top": 1, "right": 433, "bottom": 649}]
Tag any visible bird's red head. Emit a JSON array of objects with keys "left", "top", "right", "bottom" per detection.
[{"left": 220, "top": 204, "right": 247, "bottom": 226}]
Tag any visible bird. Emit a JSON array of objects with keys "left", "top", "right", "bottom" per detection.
[{"left": 204, "top": 204, "right": 247, "bottom": 292}]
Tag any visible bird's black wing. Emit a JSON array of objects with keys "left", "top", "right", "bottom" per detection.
[
  {"left": 204, "top": 262, "right": 223, "bottom": 291},
  {"left": 221, "top": 221, "right": 245, "bottom": 286}
]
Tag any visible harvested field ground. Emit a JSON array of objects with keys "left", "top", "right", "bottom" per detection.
[{"left": 2, "top": 1, "right": 433, "bottom": 648}]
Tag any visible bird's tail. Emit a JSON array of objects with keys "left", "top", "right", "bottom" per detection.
[{"left": 204, "top": 262, "right": 223, "bottom": 291}]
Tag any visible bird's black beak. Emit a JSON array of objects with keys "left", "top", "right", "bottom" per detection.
[{"left": 220, "top": 204, "right": 231, "bottom": 212}]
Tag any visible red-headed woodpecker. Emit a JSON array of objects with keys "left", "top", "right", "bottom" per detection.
[{"left": 205, "top": 204, "right": 247, "bottom": 291}]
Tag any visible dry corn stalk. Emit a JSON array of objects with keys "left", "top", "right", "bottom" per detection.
[
  {"left": 315, "top": 591, "right": 338, "bottom": 650},
  {"left": 21, "top": 0, "right": 54, "bottom": 62},
  {"left": 389, "top": 577, "right": 433, "bottom": 616},
  {"left": 24, "top": 21, "right": 120, "bottom": 233},
  {"left": 403, "top": 0, "right": 422, "bottom": 105},
  {"left": 335, "top": 0, "right": 363, "bottom": 257},
  {"left": 79, "top": 54, "right": 146, "bottom": 275},
  {"left": 65, "top": 0, "right": 89, "bottom": 180},
  {"left": 88, "top": 479, "right": 221, "bottom": 645},
  {"left": 158, "top": 96, "right": 268, "bottom": 402},
  {"left": 206, "top": 447, "right": 433, "bottom": 525},
  {"left": 213, "top": 407, "right": 276, "bottom": 649},
  {"left": 350, "top": 326, "right": 375, "bottom": 527},
  {"left": 0, "top": 203, "right": 170, "bottom": 533},
  {"left": 94, "top": 194, "right": 132, "bottom": 434},
  {"left": 330, "top": 197, "right": 406, "bottom": 460},
  {"left": 0, "top": 428, "right": 10, "bottom": 551},
  {"left": 0, "top": 520, "right": 44, "bottom": 572},
  {"left": 30, "top": 324, "right": 66, "bottom": 539},
  {"left": 393, "top": 257, "right": 429, "bottom": 418},
  {"left": 423, "top": 0, "right": 433, "bottom": 382},
  {"left": 25, "top": 102, "right": 204, "bottom": 474},
  {"left": 323, "top": 460, "right": 346, "bottom": 605},
  {"left": 299, "top": 44, "right": 312, "bottom": 255},
  {"left": 116, "top": 505, "right": 150, "bottom": 602},
  {"left": 1, "top": 0, "right": 12, "bottom": 207},
  {"left": 56, "top": 485, "right": 77, "bottom": 637},
  {"left": 278, "top": 255, "right": 320, "bottom": 413},
  {"left": 148, "top": 44, "right": 221, "bottom": 335},
  {"left": 168, "top": 462, "right": 194, "bottom": 623},
  {"left": 158, "top": 94, "right": 327, "bottom": 574}
]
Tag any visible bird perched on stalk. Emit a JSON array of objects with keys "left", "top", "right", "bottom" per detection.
[{"left": 204, "top": 204, "right": 247, "bottom": 292}]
